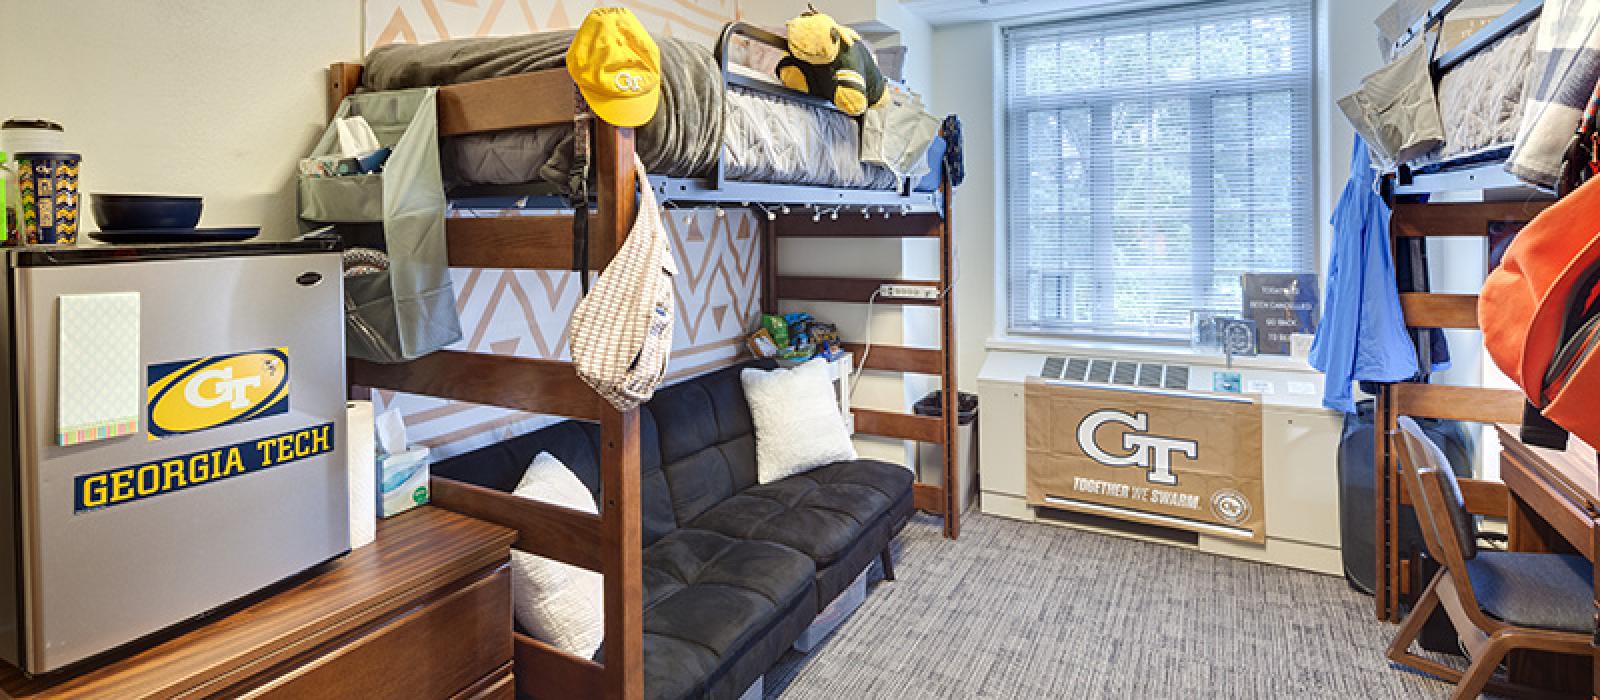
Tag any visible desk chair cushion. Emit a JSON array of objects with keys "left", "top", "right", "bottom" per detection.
[{"left": 1466, "top": 551, "right": 1594, "bottom": 633}]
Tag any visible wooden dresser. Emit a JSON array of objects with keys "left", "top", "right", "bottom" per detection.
[{"left": 0, "top": 506, "right": 516, "bottom": 699}]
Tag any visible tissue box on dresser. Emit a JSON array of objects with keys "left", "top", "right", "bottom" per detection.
[{"left": 379, "top": 447, "right": 431, "bottom": 517}]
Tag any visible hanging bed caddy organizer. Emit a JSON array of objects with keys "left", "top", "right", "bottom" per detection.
[{"left": 300, "top": 87, "right": 463, "bottom": 363}]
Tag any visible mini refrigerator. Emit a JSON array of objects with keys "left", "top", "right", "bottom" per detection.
[{"left": 0, "top": 240, "right": 349, "bottom": 674}]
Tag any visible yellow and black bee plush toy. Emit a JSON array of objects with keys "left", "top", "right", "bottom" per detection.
[{"left": 776, "top": 5, "right": 887, "bottom": 116}]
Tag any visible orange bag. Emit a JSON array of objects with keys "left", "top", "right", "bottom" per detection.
[{"left": 1481, "top": 175, "right": 1600, "bottom": 448}]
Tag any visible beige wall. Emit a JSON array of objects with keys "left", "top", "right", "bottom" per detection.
[
  {"left": 929, "top": 0, "right": 1396, "bottom": 392},
  {"left": 1316, "top": 0, "right": 1393, "bottom": 268},
  {"left": 0, "top": 0, "right": 363, "bottom": 241},
  {"left": 926, "top": 20, "right": 997, "bottom": 393}
]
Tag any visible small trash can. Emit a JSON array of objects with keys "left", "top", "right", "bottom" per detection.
[{"left": 914, "top": 390, "right": 978, "bottom": 514}]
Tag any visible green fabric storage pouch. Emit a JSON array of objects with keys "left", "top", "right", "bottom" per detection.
[
  {"left": 301, "top": 87, "right": 462, "bottom": 363},
  {"left": 300, "top": 173, "right": 384, "bottom": 223}
]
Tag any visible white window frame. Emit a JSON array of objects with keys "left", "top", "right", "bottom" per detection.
[{"left": 997, "top": 0, "right": 1318, "bottom": 347}]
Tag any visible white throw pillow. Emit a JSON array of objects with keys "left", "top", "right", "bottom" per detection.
[
  {"left": 742, "top": 360, "right": 857, "bottom": 484},
  {"left": 510, "top": 452, "right": 604, "bottom": 658}
]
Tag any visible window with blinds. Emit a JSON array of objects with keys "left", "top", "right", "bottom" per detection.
[{"left": 1004, "top": 0, "right": 1314, "bottom": 342}]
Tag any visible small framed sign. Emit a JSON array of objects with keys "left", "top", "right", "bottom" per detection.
[{"left": 1240, "top": 273, "right": 1319, "bottom": 355}]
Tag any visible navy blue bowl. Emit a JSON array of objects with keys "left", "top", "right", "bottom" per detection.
[{"left": 91, "top": 194, "right": 202, "bottom": 230}]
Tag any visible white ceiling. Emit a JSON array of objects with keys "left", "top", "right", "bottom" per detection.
[{"left": 900, "top": 0, "right": 1147, "bottom": 26}]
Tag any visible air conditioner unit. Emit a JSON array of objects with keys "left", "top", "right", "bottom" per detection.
[{"left": 977, "top": 348, "right": 1344, "bottom": 575}]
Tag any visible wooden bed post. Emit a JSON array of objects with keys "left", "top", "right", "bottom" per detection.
[
  {"left": 761, "top": 215, "right": 778, "bottom": 313},
  {"left": 600, "top": 408, "right": 643, "bottom": 700},
  {"left": 594, "top": 123, "right": 637, "bottom": 259},
  {"left": 939, "top": 180, "right": 961, "bottom": 539},
  {"left": 594, "top": 122, "right": 645, "bottom": 700},
  {"left": 328, "top": 62, "right": 363, "bottom": 117},
  {"left": 1375, "top": 383, "right": 1398, "bottom": 621}
]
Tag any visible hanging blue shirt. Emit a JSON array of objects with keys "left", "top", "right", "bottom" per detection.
[{"left": 1308, "top": 138, "right": 1420, "bottom": 413}]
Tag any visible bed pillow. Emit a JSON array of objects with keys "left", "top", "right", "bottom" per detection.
[
  {"left": 741, "top": 360, "right": 857, "bottom": 484},
  {"left": 510, "top": 452, "right": 604, "bottom": 658}
]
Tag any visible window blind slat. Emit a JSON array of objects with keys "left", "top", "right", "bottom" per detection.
[{"left": 1005, "top": 0, "right": 1315, "bottom": 340}]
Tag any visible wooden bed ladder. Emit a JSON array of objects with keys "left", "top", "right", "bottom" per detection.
[
  {"left": 1373, "top": 198, "right": 1551, "bottom": 623},
  {"left": 762, "top": 182, "right": 963, "bottom": 538}
]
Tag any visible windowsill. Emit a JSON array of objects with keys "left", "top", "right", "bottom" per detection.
[{"left": 984, "top": 334, "right": 1323, "bottom": 374}]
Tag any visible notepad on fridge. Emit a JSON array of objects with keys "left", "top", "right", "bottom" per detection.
[{"left": 57, "top": 292, "right": 141, "bottom": 446}]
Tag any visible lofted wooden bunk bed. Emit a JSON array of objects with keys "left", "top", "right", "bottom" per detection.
[
  {"left": 1371, "top": 199, "right": 1550, "bottom": 624},
  {"left": 1368, "top": 0, "right": 1580, "bottom": 625},
  {"left": 328, "top": 22, "right": 962, "bottom": 700}
]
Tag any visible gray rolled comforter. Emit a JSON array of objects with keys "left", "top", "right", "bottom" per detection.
[{"left": 363, "top": 30, "right": 725, "bottom": 185}]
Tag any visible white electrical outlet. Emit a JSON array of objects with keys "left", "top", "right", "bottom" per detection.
[{"left": 878, "top": 284, "right": 940, "bottom": 300}]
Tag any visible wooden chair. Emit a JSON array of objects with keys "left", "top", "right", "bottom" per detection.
[{"left": 1388, "top": 416, "right": 1594, "bottom": 699}]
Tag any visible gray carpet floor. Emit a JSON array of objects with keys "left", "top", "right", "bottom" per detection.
[{"left": 766, "top": 513, "right": 1460, "bottom": 699}]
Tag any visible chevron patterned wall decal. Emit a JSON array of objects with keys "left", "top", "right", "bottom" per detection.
[
  {"left": 376, "top": 208, "right": 762, "bottom": 458},
  {"left": 364, "top": 0, "right": 744, "bottom": 48}
]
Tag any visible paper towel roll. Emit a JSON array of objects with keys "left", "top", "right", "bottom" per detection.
[{"left": 347, "top": 401, "right": 377, "bottom": 549}]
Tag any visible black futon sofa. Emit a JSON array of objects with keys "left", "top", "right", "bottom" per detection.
[{"left": 433, "top": 361, "right": 916, "bottom": 700}]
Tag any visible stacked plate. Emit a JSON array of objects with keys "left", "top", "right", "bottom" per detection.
[{"left": 88, "top": 194, "right": 258, "bottom": 244}]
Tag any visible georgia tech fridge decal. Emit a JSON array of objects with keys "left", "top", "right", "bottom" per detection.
[
  {"left": 1024, "top": 378, "right": 1266, "bottom": 543},
  {"left": 146, "top": 348, "right": 289, "bottom": 440},
  {"left": 74, "top": 423, "right": 334, "bottom": 513}
]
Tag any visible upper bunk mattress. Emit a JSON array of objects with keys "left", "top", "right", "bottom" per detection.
[
  {"left": 441, "top": 86, "right": 899, "bottom": 191},
  {"left": 365, "top": 31, "right": 722, "bottom": 180},
  {"left": 1409, "top": 18, "right": 1538, "bottom": 171},
  {"left": 363, "top": 31, "right": 898, "bottom": 191}
]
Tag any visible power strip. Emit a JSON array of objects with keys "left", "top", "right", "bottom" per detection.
[{"left": 878, "top": 284, "right": 940, "bottom": 300}]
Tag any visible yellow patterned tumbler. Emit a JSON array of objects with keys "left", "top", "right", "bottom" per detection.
[{"left": 15, "top": 152, "right": 80, "bottom": 245}]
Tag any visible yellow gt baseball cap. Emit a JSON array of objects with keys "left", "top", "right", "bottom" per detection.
[{"left": 567, "top": 7, "right": 662, "bottom": 128}]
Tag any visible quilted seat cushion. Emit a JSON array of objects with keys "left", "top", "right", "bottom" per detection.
[
  {"left": 640, "top": 529, "right": 816, "bottom": 700},
  {"left": 1466, "top": 550, "right": 1594, "bottom": 633},
  {"left": 687, "top": 459, "right": 913, "bottom": 567}
]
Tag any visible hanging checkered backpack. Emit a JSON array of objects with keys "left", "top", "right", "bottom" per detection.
[{"left": 568, "top": 153, "right": 677, "bottom": 412}]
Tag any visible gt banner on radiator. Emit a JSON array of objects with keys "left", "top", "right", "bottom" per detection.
[{"left": 1024, "top": 379, "right": 1265, "bottom": 543}]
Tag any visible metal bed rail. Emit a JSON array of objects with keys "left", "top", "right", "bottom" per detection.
[{"left": 1389, "top": 0, "right": 1543, "bottom": 65}]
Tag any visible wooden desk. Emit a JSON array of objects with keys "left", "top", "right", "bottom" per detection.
[
  {"left": 1496, "top": 424, "right": 1599, "bottom": 695},
  {"left": 1501, "top": 424, "right": 1600, "bottom": 556},
  {"left": 0, "top": 506, "right": 516, "bottom": 699}
]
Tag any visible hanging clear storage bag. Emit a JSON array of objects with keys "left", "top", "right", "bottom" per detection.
[{"left": 300, "top": 87, "right": 462, "bottom": 363}]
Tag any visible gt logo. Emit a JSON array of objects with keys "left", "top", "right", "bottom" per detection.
[
  {"left": 184, "top": 368, "right": 262, "bottom": 409},
  {"left": 1076, "top": 409, "right": 1198, "bottom": 486},
  {"left": 147, "top": 348, "right": 289, "bottom": 440},
  {"left": 614, "top": 71, "right": 644, "bottom": 93}
]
